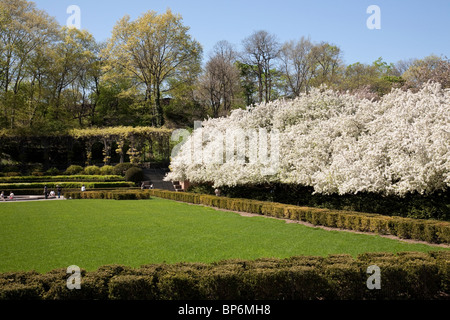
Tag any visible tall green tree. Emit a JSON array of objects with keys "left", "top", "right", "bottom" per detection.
[
  {"left": 47, "top": 27, "right": 99, "bottom": 127},
  {"left": 103, "top": 9, "right": 202, "bottom": 127},
  {"left": 0, "top": 0, "right": 58, "bottom": 129},
  {"left": 339, "top": 57, "right": 403, "bottom": 99}
]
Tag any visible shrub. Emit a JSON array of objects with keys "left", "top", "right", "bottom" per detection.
[
  {"left": 0, "top": 252, "right": 448, "bottom": 300},
  {"left": 65, "top": 165, "right": 83, "bottom": 175},
  {"left": 5, "top": 172, "right": 20, "bottom": 177},
  {"left": 0, "top": 283, "right": 43, "bottom": 300},
  {"left": 113, "top": 163, "right": 135, "bottom": 176},
  {"left": 64, "top": 190, "right": 151, "bottom": 200},
  {"left": 45, "top": 167, "right": 60, "bottom": 176},
  {"left": 124, "top": 167, "right": 144, "bottom": 184},
  {"left": 83, "top": 165, "right": 101, "bottom": 175},
  {"left": 100, "top": 165, "right": 114, "bottom": 175},
  {"left": 108, "top": 275, "right": 156, "bottom": 300},
  {"left": 158, "top": 272, "right": 203, "bottom": 300}
]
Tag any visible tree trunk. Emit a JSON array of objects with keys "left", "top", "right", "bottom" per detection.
[{"left": 155, "top": 81, "right": 164, "bottom": 127}]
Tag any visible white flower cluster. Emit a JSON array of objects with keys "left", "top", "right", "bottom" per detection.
[{"left": 166, "top": 83, "right": 450, "bottom": 196}]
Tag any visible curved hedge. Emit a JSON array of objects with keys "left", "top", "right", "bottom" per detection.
[{"left": 0, "top": 252, "right": 448, "bottom": 300}]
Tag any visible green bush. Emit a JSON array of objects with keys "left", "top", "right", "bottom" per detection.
[
  {"left": 100, "top": 165, "right": 115, "bottom": 175},
  {"left": 113, "top": 163, "right": 135, "bottom": 176},
  {"left": 64, "top": 190, "right": 151, "bottom": 200},
  {"left": 5, "top": 172, "right": 20, "bottom": 177},
  {"left": 0, "top": 283, "right": 43, "bottom": 300},
  {"left": 108, "top": 275, "right": 156, "bottom": 300},
  {"left": 83, "top": 165, "right": 101, "bottom": 175},
  {"left": 219, "top": 183, "right": 450, "bottom": 221},
  {"left": 45, "top": 168, "right": 60, "bottom": 176},
  {"left": 65, "top": 165, "right": 83, "bottom": 175},
  {"left": 0, "top": 252, "right": 448, "bottom": 300},
  {"left": 124, "top": 167, "right": 144, "bottom": 184}
]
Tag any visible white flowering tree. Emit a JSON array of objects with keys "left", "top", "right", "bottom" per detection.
[{"left": 166, "top": 82, "right": 450, "bottom": 196}]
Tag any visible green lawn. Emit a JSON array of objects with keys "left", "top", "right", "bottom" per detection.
[{"left": 0, "top": 198, "right": 447, "bottom": 273}]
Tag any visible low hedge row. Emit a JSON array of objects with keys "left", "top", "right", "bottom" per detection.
[
  {"left": 0, "top": 175, "right": 124, "bottom": 183},
  {"left": 217, "top": 183, "right": 450, "bottom": 221},
  {"left": 0, "top": 181, "right": 134, "bottom": 190},
  {"left": 0, "top": 251, "right": 448, "bottom": 300},
  {"left": 64, "top": 190, "right": 151, "bottom": 200},
  {"left": 3, "top": 188, "right": 136, "bottom": 196},
  {"left": 147, "top": 190, "right": 450, "bottom": 245}
]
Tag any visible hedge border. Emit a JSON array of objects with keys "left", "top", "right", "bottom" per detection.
[
  {"left": 0, "top": 175, "right": 125, "bottom": 183},
  {"left": 0, "top": 251, "right": 448, "bottom": 300},
  {"left": 0, "top": 181, "right": 134, "bottom": 190},
  {"left": 64, "top": 190, "right": 151, "bottom": 200},
  {"left": 145, "top": 189, "right": 450, "bottom": 245}
]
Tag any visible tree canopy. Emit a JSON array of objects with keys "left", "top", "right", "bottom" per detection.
[{"left": 0, "top": 0, "right": 448, "bottom": 146}]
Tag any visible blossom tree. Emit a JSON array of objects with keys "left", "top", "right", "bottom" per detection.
[{"left": 166, "top": 82, "right": 450, "bottom": 196}]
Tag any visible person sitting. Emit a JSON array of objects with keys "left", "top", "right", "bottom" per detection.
[
  {"left": 0, "top": 191, "right": 5, "bottom": 201},
  {"left": 9, "top": 192, "right": 14, "bottom": 200},
  {"left": 49, "top": 190, "right": 56, "bottom": 197},
  {"left": 81, "top": 185, "right": 86, "bottom": 192}
]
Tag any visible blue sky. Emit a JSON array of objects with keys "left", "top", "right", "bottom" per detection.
[{"left": 32, "top": 0, "right": 450, "bottom": 65}]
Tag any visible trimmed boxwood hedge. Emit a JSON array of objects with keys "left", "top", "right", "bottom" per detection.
[
  {"left": 0, "top": 181, "right": 134, "bottom": 190},
  {"left": 64, "top": 190, "right": 151, "bottom": 200},
  {"left": 0, "top": 175, "right": 124, "bottom": 183},
  {"left": 0, "top": 252, "right": 448, "bottom": 300},
  {"left": 144, "top": 189, "right": 450, "bottom": 245}
]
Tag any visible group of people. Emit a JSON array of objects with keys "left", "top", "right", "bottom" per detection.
[
  {"left": 1, "top": 185, "right": 65, "bottom": 202},
  {"left": 44, "top": 185, "right": 62, "bottom": 199},
  {"left": 0, "top": 191, "right": 14, "bottom": 201}
]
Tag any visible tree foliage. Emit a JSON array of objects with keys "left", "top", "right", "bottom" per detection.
[{"left": 102, "top": 9, "right": 202, "bottom": 127}]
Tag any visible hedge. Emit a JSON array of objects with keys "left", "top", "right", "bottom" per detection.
[
  {"left": 0, "top": 181, "right": 134, "bottom": 190},
  {"left": 218, "top": 183, "right": 450, "bottom": 221},
  {"left": 0, "top": 252, "right": 448, "bottom": 300},
  {"left": 0, "top": 175, "right": 124, "bottom": 183},
  {"left": 60, "top": 189, "right": 450, "bottom": 244},
  {"left": 147, "top": 190, "right": 450, "bottom": 245},
  {"left": 64, "top": 190, "right": 151, "bottom": 200}
]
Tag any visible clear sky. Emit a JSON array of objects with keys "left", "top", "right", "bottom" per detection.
[{"left": 31, "top": 0, "right": 450, "bottom": 65}]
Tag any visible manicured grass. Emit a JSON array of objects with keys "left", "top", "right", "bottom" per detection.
[{"left": 0, "top": 198, "right": 447, "bottom": 273}]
